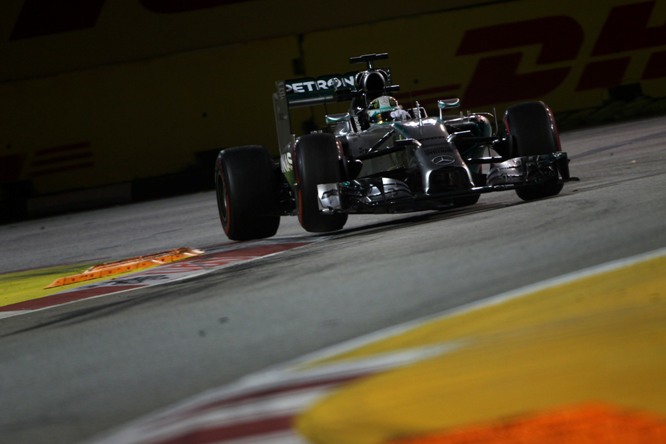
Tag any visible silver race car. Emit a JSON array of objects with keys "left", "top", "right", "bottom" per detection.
[{"left": 215, "top": 53, "right": 573, "bottom": 240}]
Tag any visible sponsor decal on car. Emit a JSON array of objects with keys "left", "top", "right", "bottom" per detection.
[
  {"left": 280, "top": 151, "right": 293, "bottom": 173},
  {"left": 285, "top": 73, "right": 356, "bottom": 95},
  {"left": 432, "top": 155, "right": 456, "bottom": 166},
  {"left": 280, "top": 151, "right": 295, "bottom": 186}
]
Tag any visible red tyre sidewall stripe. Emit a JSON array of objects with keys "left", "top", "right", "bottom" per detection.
[
  {"left": 220, "top": 168, "right": 233, "bottom": 234},
  {"left": 546, "top": 105, "right": 563, "bottom": 152},
  {"left": 294, "top": 144, "right": 305, "bottom": 226}
]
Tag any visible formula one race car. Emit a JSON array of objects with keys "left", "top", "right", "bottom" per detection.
[{"left": 215, "top": 53, "right": 573, "bottom": 240}]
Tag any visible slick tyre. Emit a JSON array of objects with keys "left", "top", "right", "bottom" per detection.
[
  {"left": 504, "top": 101, "right": 564, "bottom": 201},
  {"left": 294, "top": 133, "right": 348, "bottom": 233},
  {"left": 215, "top": 145, "right": 280, "bottom": 240}
]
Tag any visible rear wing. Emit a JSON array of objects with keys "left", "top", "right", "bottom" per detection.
[
  {"left": 273, "top": 72, "right": 357, "bottom": 152},
  {"left": 282, "top": 73, "right": 357, "bottom": 106}
]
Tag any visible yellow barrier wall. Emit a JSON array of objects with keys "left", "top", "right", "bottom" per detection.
[{"left": 1, "top": 0, "right": 665, "bottom": 215}]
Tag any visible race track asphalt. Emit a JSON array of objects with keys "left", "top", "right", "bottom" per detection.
[{"left": 1, "top": 116, "right": 665, "bottom": 443}]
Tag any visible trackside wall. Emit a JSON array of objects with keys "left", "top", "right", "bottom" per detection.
[{"left": 1, "top": 0, "right": 665, "bottom": 218}]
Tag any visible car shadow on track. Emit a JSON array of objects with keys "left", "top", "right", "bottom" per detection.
[{"left": 321, "top": 200, "right": 519, "bottom": 240}]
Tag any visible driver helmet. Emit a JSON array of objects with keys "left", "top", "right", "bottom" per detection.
[{"left": 367, "top": 96, "right": 401, "bottom": 123}]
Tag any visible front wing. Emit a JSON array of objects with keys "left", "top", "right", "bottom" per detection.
[{"left": 316, "top": 152, "right": 572, "bottom": 214}]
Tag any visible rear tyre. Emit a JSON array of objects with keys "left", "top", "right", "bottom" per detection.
[
  {"left": 294, "top": 133, "right": 348, "bottom": 233},
  {"left": 504, "top": 101, "right": 564, "bottom": 201},
  {"left": 215, "top": 146, "right": 280, "bottom": 240}
]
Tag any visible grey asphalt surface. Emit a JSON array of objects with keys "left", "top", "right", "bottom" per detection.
[{"left": 1, "top": 116, "right": 665, "bottom": 443}]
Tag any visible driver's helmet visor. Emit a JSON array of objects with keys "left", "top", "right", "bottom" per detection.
[{"left": 368, "top": 96, "right": 399, "bottom": 123}]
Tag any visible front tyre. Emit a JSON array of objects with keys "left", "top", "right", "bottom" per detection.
[
  {"left": 215, "top": 146, "right": 280, "bottom": 240},
  {"left": 294, "top": 133, "right": 348, "bottom": 233},
  {"left": 504, "top": 101, "right": 564, "bottom": 201}
]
